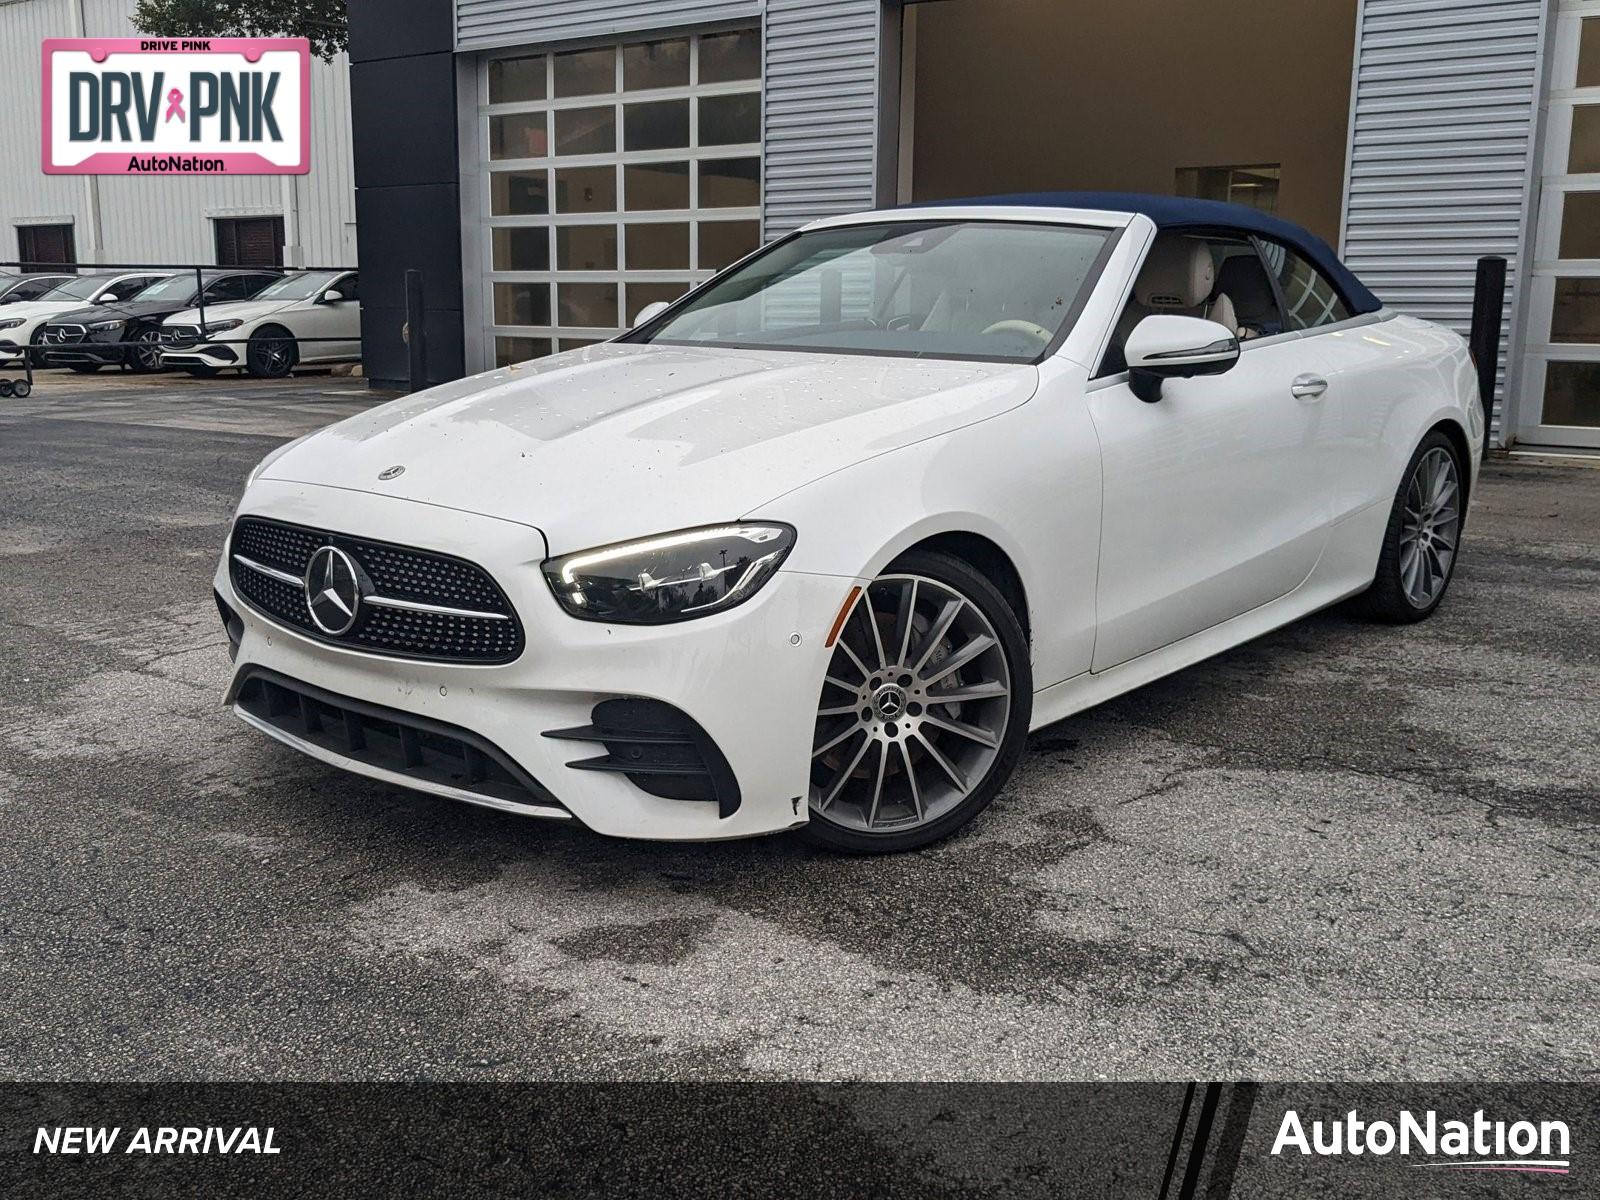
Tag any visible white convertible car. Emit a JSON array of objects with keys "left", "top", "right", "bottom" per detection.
[
  {"left": 217, "top": 194, "right": 1481, "bottom": 852},
  {"left": 160, "top": 269, "right": 360, "bottom": 377}
]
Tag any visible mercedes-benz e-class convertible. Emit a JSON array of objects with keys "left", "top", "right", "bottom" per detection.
[{"left": 218, "top": 193, "right": 1482, "bottom": 852}]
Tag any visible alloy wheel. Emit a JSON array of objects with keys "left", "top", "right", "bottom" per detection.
[
  {"left": 132, "top": 329, "right": 163, "bottom": 371},
  {"left": 1398, "top": 446, "right": 1460, "bottom": 608},
  {"left": 809, "top": 574, "right": 1012, "bottom": 835},
  {"left": 251, "top": 335, "right": 294, "bottom": 377}
]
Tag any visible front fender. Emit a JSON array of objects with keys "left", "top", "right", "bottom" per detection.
[{"left": 749, "top": 360, "right": 1103, "bottom": 690}]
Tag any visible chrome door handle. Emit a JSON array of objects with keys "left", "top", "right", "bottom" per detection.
[{"left": 1291, "top": 374, "right": 1329, "bottom": 400}]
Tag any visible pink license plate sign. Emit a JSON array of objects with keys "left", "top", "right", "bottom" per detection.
[{"left": 42, "top": 38, "right": 310, "bottom": 175}]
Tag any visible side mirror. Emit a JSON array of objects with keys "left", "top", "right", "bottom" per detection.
[
  {"left": 101, "top": 292, "right": 121, "bottom": 303},
  {"left": 1124, "top": 315, "right": 1240, "bottom": 403},
  {"left": 321, "top": 289, "right": 345, "bottom": 304},
  {"left": 632, "top": 300, "right": 672, "bottom": 327}
]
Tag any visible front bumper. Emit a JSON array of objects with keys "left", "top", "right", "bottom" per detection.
[
  {"left": 39, "top": 340, "right": 127, "bottom": 366},
  {"left": 216, "top": 480, "right": 855, "bottom": 840},
  {"left": 162, "top": 343, "right": 241, "bottom": 367}
]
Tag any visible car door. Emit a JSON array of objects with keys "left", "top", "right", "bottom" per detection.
[
  {"left": 297, "top": 272, "right": 360, "bottom": 362},
  {"left": 1254, "top": 239, "right": 1391, "bottom": 523},
  {"left": 1087, "top": 233, "right": 1334, "bottom": 672},
  {"left": 326, "top": 273, "right": 360, "bottom": 359}
]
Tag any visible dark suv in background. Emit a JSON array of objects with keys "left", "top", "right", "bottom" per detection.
[{"left": 38, "top": 270, "right": 280, "bottom": 373}]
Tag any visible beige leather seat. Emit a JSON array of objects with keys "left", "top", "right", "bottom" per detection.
[
  {"left": 1134, "top": 235, "right": 1237, "bottom": 332},
  {"left": 1107, "top": 235, "right": 1238, "bottom": 370}
]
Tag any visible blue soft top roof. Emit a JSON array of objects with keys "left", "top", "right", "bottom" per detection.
[{"left": 919, "top": 191, "right": 1381, "bottom": 315}]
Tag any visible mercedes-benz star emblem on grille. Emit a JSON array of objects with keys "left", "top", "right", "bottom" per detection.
[
  {"left": 303, "top": 545, "right": 366, "bottom": 635},
  {"left": 378, "top": 465, "right": 405, "bottom": 480}
]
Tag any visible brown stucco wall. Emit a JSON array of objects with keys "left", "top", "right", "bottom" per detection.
[{"left": 908, "top": 0, "right": 1359, "bottom": 246}]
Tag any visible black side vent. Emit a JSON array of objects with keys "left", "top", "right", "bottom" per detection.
[
  {"left": 545, "top": 699, "right": 741, "bottom": 819},
  {"left": 215, "top": 588, "right": 244, "bottom": 661}
]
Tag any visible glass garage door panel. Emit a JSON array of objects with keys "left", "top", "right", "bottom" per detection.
[
  {"left": 1521, "top": 4, "right": 1600, "bottom": 447},
  {"left": 480, "top": 30, "right": 763, "bottom": 370},
  {"left": 1541, "top": 361, "right": 1600, "bottom": 426}
]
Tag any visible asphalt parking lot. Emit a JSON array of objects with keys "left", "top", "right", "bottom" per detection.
[{"left": 0, "top": 372, "right": 1596, "bottom": 1082}]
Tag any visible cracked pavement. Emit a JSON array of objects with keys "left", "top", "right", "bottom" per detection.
[{"left": 0, "top": 375, "right": 1597, "bottom": 1081}]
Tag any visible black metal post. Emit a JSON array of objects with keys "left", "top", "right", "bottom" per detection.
[
  {"left": 194, "top": 265, "right": 207, "bottom": 355},
  {"left": 404, "top": 268, "right": 426, "bottom": 393},
  {"left": 1468, "top": 255, "right": 1507, "bottom": 458}
]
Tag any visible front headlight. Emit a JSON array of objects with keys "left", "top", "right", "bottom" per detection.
[
  {"left": 0, "top": 318, "right": 23, "bottom": 331},
  {"left": 543, "top": 524, "right": 796, "bottom": 624},
  {"left": 88, "top": 318, "right": 126, "bottom": 332},
  {"left": 203, "top": 319, "right": 244, "bottom": 335}
]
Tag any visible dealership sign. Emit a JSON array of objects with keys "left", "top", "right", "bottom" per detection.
[{"left": 42, "top": 38, "right": 309, "bottom": 175}]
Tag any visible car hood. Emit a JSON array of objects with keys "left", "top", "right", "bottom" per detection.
[
  {"left": 0, "top": 299, "right": 91, "bottom": 323},
  {"left": 50, "top": 299, "right": 190, "bottom": 324},
  {"left": 165, "top": 298, "right": 298, "bottom": 326},
  {"left": 261, "top": 342, "right": 1039, "bottom": 553}
]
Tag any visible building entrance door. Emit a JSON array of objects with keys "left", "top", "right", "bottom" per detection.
[
  {"left": 1520, "top": 0, "right": 1600, "bottom": 448},
  {"left": 470, "top": 29, "right": 764, "bottom": 371}
]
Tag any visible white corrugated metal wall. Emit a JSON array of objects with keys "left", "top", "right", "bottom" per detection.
[
  {"left": 458, "top": 0, "right": 761, "bottom": 51},
  {"left": 0, "top": 0, "right": 356, "bottom": 269},
  {"left": 1341, "top": 0, "right": 1551, "bottom": 443},
  {"left": 762, "top": 0, "right": 884, "bottom": 233}
]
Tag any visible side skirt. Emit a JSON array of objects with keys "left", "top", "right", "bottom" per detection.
[{"left": 1030, "top": 499, "right": 1388, "bottom": 732}]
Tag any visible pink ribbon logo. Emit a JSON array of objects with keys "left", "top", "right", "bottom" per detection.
[{"left": 164, "top": 87, "right": 185, "bottom": 123}]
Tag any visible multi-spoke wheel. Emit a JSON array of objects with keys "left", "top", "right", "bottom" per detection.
[
  {"left": 128, "top": 328, "right": 164, "bottom": 373},
  {"left": 804, "top": 549, "right": 1031, "bottom": 852},
  {"left": 1357, "top": 430, "right": 1465, "bottom": 622},
  {"left": 247, "top": 325, "right": 298, "bottom": 378}
]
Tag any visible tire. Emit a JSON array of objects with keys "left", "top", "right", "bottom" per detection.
[
  {"left": 10, "top": 379, "right": 29, "bottom": 398},
  {"left": 0, "top": 380, "right": 12, "bottom": 398},
  {"left": 801, "top": 549, "right": 1032, "bottom": 853},
  {"left": 247, "top": 326, "right": 297, "bottom": 378},
  {"left": 128, "top": 328, "right": 164, "bottom": 374},
  {"left": 68, "top": 363, "right": 102, "bottom": 374},
  {"left": 1355, "top": 430, "right": 1465, "bottom": 623}
]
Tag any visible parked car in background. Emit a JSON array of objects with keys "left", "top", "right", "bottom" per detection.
[
  {"left": 0, "top": 272, "right": 74, "bottom": 305},
  {"left": 217, "top": 194, "right": 1483, "bottom": 852},
  {"left": 37, "top": 270, "right": 279, "bottom": 373},
  {"left": 161, "top": 269, "right": 361, "bottom": 378},
  {"left": 0, "top": 272, "right": 173, "bottom": 366}
]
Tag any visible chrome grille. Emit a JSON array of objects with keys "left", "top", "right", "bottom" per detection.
[
  {"left": 162, "top": 325, "right": 200, "bottom": 346},
  {"left": 43, "top": 324, "right": 86, "bottom": 344},
  {"left": 228, "top": 516, "right": 525, "bottom": 664}
]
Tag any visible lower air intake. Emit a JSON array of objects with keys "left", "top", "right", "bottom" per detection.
[
  {"left": 544, "top": 699, "right": 741, "bottom": 818},
  {"left": 233, "top": 668, "right": 562, "bottom": 813}
]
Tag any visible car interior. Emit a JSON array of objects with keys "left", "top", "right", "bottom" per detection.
[{"left": 1101, "top": 232, "right": 1291, "bottom": 374}]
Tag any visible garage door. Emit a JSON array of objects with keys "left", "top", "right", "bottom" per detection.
[{"left": 475, "top": 29, "right": 763, "bottom": 367}]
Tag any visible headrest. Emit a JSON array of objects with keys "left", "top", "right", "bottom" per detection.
[
  {"left": 1135, "top": 236, "right": 1215, "bottom": 309},
  {"left": 1216, "top": 254, "right": 1277, "bottom": 313}
]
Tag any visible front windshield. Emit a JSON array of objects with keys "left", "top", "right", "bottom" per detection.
[
  {"left": 251, "top": 270, "right": 342, "bottom": 301},
  {"left": 41, "top": 275, "right": 119, "bottom": 302},
  {"left": 128, "top": 275, "right": 198, "bottom": 303},
  {"left": 634, "top": 220, "right": 1113, "bottom": 362}
]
